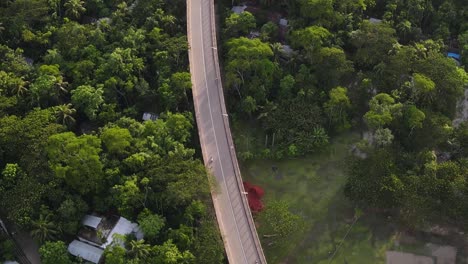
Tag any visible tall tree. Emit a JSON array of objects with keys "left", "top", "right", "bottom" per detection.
[
  {"left": 39, "top": 241, "right": 74, "bottom": 264},
  {"left": 64, "top": 0, "right": 85, "bottom": 20},
  {"left": 71, "top": 84, "right": 104, "bottom": 120},
  {"left": 30, "top": 213, "right": 60, "bottom": 244},
  {"left": 47, "top": 132, "right": 104, "bottom": 195}
]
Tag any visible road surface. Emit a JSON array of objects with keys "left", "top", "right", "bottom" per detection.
[{"left": 187, "top": 0, "right": 267, "bottom": 263}]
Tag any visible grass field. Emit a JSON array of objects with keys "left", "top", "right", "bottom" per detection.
[{"left": 239, "top": 131, "right": 398, "bottom": 263}]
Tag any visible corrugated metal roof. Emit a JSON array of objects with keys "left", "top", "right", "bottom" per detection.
[
  {"left": 279, "top": 18, "right": 288, "bottom": 27},
  {"left": 231, "top": 5, "right": 247, "bottom": 14},
  {"left": 68, "top": 240, "right": 104, "bottom": 264},
  {"left": 82, "top": 215, "right": 102, "bottom": 229},
  {"left": 142, "top": 112, "right": 158, "bottom": 121},
  {"left": 101, "top": 217, "right": 141, "bottom": 248}
]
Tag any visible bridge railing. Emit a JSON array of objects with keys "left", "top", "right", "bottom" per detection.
[{"left": 207, "top": 0, "right": 267, "bottom": 262}]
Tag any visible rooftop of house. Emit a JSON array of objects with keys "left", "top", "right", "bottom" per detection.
[
  {"left": 279, "top": 18, "right": 288, "bottom": 27},
  {"left": 77, "top": 215, "right": 119, "bottom": 246},
  {"left": 69, "top": 214, "right": 144, "bottom": 263},
  {"left": 142, "top": 112, "right": 159, "bottom": 121},
  {"left": 68, "top": 240, "right": 104, "bottom": 264},
  {"left": 369, "top": 17, "right": 382, "bottom": 24},
  {"left": 231, "top": 5, "right": 248, "bottom": 14}
]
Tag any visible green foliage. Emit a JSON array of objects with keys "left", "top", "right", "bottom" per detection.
[
  {"left": 225, "top": 11, "right": 256, "bottom": 37},
  {"left": 0, "top": 238, "right": 15, "bottom": 261},
  {"left": 101, "top": 127, "right": 132, "bottom": 155},
  {"left": 374, "top": 128, "right": 394, "bottom": 147},
  {"left": 364, "top": 93, "right": 402, "bottom": 129},
  {"left": 350, "top": 21, "right": 397, "bottom": 68},
  {"left": 315, "top": 47, "right": 354, "bottom": 89},
  {"left": 345, "top": 149, "right": 403, "bottom": 208},
  {"left": 138, "top": 209, "right": 165, "bottom": 243},
  {"left": 0, "top": 2, "right": 224, "bottom": 262},
  {"left": 260, "top": 200, "right": 303, "bottom": 237},
  {"left": 0, "top": 175, "right": 45, "bottom": 227},
  {"left": 192, "top": 218, "right": 224, "bottom": 264},
  {"left": 150, "top": 240, "right": 195, "bottom": 264},
  {"left": 1, "top": 163, "right": 20, "bottom": 189},
  {"left": 30, "top": 213, "right": 60, "bottom": 244},
  {"left": 260, "top": 21, "right": 279, "bottom": 41},
  {"left": 47, "top": 132, "right": 103, "bottom": 195},
  {"left": 403, "top": 105, "right": 425, "bottom": 131},
  {"left": 325, "top": 86, "right": 351, "bottom": 132},
  {"left": 39, "top": 241, "right": 73, "bottom": 264},
  {"left": 64, "top": 0, "right": 86, "bottom": 20},
  {"left": 225, "top": 37, "right": 277, "bottom": 108},
  {"left": 262, "top": 97, "right": 327, "bottom": 155},
  {"left": 298, "top": 0, "right": 334, "bottom": 25},
  {"left": 112, "top": 176, "right": 145, "bottom": 218},
  {"left": 291, "top": 26, "right": 331, "bottom": 51},
  {"left": 104, "top": 245, "right": 126, "bottom": 264},
  {"left": 71, "top": 84, "right": 104, "bottom": 120},
  {"left": 57, "top": 197, "right": 88, "bottom": 235}
]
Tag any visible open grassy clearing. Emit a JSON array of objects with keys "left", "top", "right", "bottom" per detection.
[{"left": 238, "top": 130, "right": 399, "bottom": 263}]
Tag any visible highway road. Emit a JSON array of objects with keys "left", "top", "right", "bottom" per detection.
[{"left": 187, "top": 0, "right": 267, "bottom": 263}]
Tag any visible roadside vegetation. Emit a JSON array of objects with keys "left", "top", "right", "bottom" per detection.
[
  {"left": 222, "top": 0, "right": 468, "bottom": 262},
  {"left": 0, "top": 0, "right": 224, "bottom": 263}
]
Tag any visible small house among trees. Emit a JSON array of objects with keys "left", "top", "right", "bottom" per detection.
[{"left": 67, "top": 215, "right": 143, "bottom": 263}]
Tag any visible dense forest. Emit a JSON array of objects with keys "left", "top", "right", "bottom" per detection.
[
  {"left": 223, "top": 0, "right": 467, "bottom": 233},
  {"left": 1, "top": 0, "right": 468, "bottom": 262},
  {"left": 0, "top": 0, "right": 225, "bottom": 263}
]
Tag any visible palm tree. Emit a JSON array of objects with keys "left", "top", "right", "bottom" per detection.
[
  {"left": 54, "top": 103, "right": 76, "bottom": 126},
  {"left": 311, "top": 126, "right": 329, "bottom": 146},
  {"left": 64, "top": 0, "right": 86, "bottom": 20},
  {"left": 54, "top": 78, "right": 69, "bottom": 94},
  {"left": 270, "top": 42, "right": 283, "bottom": 63},
  {"left": 12, "top": 78, "right": 29, "bottom": 97},
  {"left": 257, "top": 100, "right": 277, "bottom": 121},
  {"left": 128, "top": 240, "right": 151, "bottom": 260},
  {"left": 47, "top": 0, "right": 62, "bottom": 18},
  {"left": 30, "top": 214, "right": 60, "bottom": 244}
]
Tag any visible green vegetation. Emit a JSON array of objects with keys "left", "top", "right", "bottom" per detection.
[
  {"left": 0, "top": 0, "right": 224, "bottom": 263},
  {"left": 224, "top": 0, "right": 468, "bottom": 263},
  {"left": 242, "top": 133, "right": 393, "bottom": 262}
]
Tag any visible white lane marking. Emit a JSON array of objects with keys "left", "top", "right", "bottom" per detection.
[{"left": 198, "top": 2, "right": 249, "bottom": 263}]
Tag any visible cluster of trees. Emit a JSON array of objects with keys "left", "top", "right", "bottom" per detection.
[
  {"left": 223, "top": 0, "right": 468, "bottom": 229},
  {"left": 0, "top": 0, "right": 224, "bottom": 263}
]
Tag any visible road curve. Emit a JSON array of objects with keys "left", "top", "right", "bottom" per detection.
[{"left": 187, "top": 0, "right": 267, "bottom": 263}]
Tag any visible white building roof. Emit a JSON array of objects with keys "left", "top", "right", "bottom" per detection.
[
  {"left": 231, "top": 5, "right": 247, "bottom": 14},
  {"left": 369, "top": 17, "right": 382, "bottom": 24},
  {"left": 68, "top": 240, "right": 104, "bottom": 264},
  {"left": 282, "top": 45, "right": 293, "bottom": 55},
  {"left": 101, "top": 217, "right": 141, "bottom": 248},
  {"left": 279, "top": 18, "right": 288, "bottom": 27},
  {"left": 142, "top": 112, "right": 158, "bottom": 121},
  {"left": 82, "top": 215, "right": 102, "bottom": 229}
]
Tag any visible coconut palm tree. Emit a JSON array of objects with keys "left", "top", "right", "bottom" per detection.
[
  {"left": 64, "top": 0, "right": 86, "bottom": 20},
  {"left": 270, "top": 42, "right": 283, "bottom": 63},
  {"left": 30, "top": 214, "right": 60, "bottom": 244},
  {"left": 54, "top": 103, "right": 76, "bottom": 126},
  {"left": 11, "top": 78, "right": 29, "bottom": 97},
  {"left": 128, "top": 240, "right": 151, "bottom": 260},
  {"left": 311, "top": 126, "right": 329, "bottom": 146},
  {"left": 257, "top": 100, "right": 277, "bottom": 121}
]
